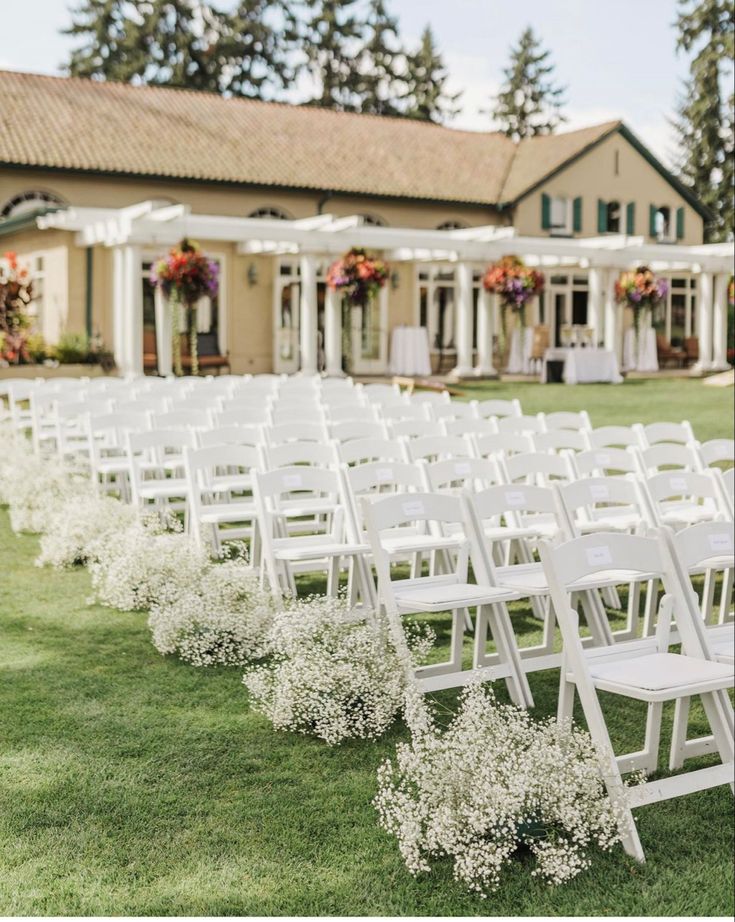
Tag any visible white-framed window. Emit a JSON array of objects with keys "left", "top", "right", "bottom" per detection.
[
  {"left": 248, "top": 206, "right": 292, "bottom": 220},
  {"left": 606, "top": 200, "right": 621, "bottom": 233},
  {"left": 654, "top": 206, "right": 673, "bottom": 242},
  {"left": 550, "top": 196, "right": 571, "bottom": 235}
]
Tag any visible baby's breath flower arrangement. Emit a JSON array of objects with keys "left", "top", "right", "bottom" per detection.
[
  {"left": 148, "top": 559, "right": 276, "bottom": 666},
  {"left": 37, "top": 492, "right": 139, "bottom": 568},
  {"left": 374, "top": 682, "right": 623, "bottom": 896},
  {"left": 243, "top": 595, "right": 434, "bottom": 745},
  {"left": 87, "top": 515, "right": 210, "bottom": 612}
]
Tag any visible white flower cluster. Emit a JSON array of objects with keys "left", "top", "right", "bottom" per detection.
[
  {"left": 148, "top": 558, "right": 276, "bottom": 666},
  {"left": 243, "top": 596, "right": 434, "bottom": 745},
  {"left": 374, "top": 681, "right": 623, "bottom": 896},
  {"left": 37, "top": 492, "right": 139, "bottom": 568}
]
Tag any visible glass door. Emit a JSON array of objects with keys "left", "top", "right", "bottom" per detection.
[
  {"left": 273, "top": 261, "right": 300, "bottom": 374},
  {"left": 350, "top": 287, "right": 388, "bottom": 374}
]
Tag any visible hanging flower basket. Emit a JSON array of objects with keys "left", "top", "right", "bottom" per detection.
[
  {"left": 482, "top": 256, "right": 544, "bottom": 327},
  {"left": 614, "top": 265, "right": 668, "bottom": 333},
  {"left": 326, "top": 247, "right": 389, "bottom": 309},
  {"left": 150, "top": 239, "right": 219, "bottom": 376},
  {"left": 0, "top": 251, "right": 34, "bottom": 365}
]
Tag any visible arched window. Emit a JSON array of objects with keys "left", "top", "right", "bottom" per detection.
[
  {"left": 655, "top": 206, "right": 672, "bottom": 241},
  {"left": 359, "top": 213, "right": 387, "bottom": 227},
  {"left": 436, "top": 220, "right": 468, "bottom": 231},
  {"left": 248, "top": 206, "right": 292, "bottom": 220},
  {"left": 606, "top": 200, "right": 621, "bottom": 233},
  {"left": 1, "top": 190, "right": 66, "bottom": 219}
]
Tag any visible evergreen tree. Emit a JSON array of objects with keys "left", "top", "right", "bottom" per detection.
[
  {"left": 64, "top": 0, "right": 290, "bottom": 98},
  {"left": 357, "top": 0, "right": 404, "bottom": 117},
  {"left": 491, "top": 26, "right": 566, "bottom": 141},
  {"left": 300, "top": 0, "right": 364, "bottom": 111},
  {"left": 403, "top": 25, "right": 461, "bottom": 123},
  {"left": 673, "top": 0, "right": 734, "bottom": 241}
]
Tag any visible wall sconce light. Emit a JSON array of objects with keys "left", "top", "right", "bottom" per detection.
[
  {"left": 390, "top": 270, "right": 400, "bottom": 291},
  {"left": 247, "top": 263, "right": 258, "bottom": 286}
]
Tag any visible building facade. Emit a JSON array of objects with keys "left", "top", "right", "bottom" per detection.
[{"left": 0, "top": 70, "right": 730, "bottom": 377}]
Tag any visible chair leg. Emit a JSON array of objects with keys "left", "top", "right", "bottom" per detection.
[
  {"left": 641, "top": 701, "right": 664, "bottom": 774},
  {"left": 326, "top": 555, "right": 340, "bottom": 596},
  {"left": 642, "top": 579, "right": 658, "bottom": 636},
  {"left": 719, "top": 568, "right": 734, "bottom": 624},
  {"left": 557, "top": 661, "right": 575, "bottom": 726},
  {"left": 669, "top": 696, "right": 691, "bottom": 770},
  {"left": 702, "top": 569, "right": 717, "bottom": 623}
]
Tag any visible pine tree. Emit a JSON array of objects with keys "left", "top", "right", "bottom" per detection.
[
  {"left": 356, "top": 0, "right": 404, "bottom": 117},
  {"left": 673, "top": 0, "right": 734, "bottom": 241},
  {"left": 300, "top": 0, "right": 364, "bottom": 111},
  {"left": 491, "top": 26, "right": 566, "bottom": 141},
  {"left": 64, "top": 0, "right": 290, "bottom": 98},
  {"left": 403, "top": 25, "right": 461, "bottom": 123}
]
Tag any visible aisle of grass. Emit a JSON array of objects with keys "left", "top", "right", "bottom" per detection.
[{"left": 0, "top": 378, "right": 733, "bottom": 915}]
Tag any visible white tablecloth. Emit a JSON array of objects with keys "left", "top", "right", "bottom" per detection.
[
  {"left": 506, "top": 327, "right": 535, "bottom": 374},
  {"left": 389, "top": 326, "right": 432, "bottom": 376},
  {"left": 623, "top": 327, "right": 659, "bottom": 372},
  {"left": 541, "top": 347, "right": 623, "bottom": 384}
]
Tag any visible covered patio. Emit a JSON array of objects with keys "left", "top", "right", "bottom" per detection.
[{"left": 38, "top": 202, "right": 733, "bottom": 379}]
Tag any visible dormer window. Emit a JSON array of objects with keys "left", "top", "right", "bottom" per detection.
[
  {"left": 606, "top": 201, "right": 621, "bottom": 233},
  {"left": 542, "top": 194, "right": 582, "bottom": 235},
  {"left": 649, "top": 204, "right": 684, "bottom": 242},
  {"left": 655, "top": 206, "right": 671, "bottom": 241},
  {"left": 550, "top": 196, "right": 571, "bottom": 234}
]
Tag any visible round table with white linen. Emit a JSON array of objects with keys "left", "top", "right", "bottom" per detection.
[
  {"left": 541, "top": 347, "right": 623, "bottom": 384},
  {"left": 389, "top": 326, "right": 432, "bottom": 377}
]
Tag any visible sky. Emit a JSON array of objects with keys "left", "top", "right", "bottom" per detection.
[{"left": 2, "top": 0, "right": 695, "bottom": 167}]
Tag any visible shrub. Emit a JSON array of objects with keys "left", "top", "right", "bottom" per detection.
[
  {"left": 148, "top": 559, "right": 275, "bottom": 666},
  {"left": 243, "top": 596, "right": 434, "bottom": 745},
  {"left": 374, "top": 682, "right": 624, "bottom": 896},
  {"left": 51, "top": 331, "right": 90, "bottom": 364}
]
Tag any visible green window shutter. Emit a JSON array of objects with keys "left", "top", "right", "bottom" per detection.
[
  {"left": 676, "top": 206, "right": 685, "bottom": 240},
  {"left": 597, "top": 199, "right": 607, "bottom": 233},
  {"left": 626, "top": 202, "right": 635, "bottom": 235},
  {"left": 649, "top": 204, "right": 658, "bottom": 237},
  {"left": 572, "top": 196, "right": 583, "bottom": 233},
  {"left": 541, "top": 193, "right": 551, "bottom": 230}
]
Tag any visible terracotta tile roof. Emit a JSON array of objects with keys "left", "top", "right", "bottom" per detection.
[
  {"left": 0, "top": 70, "right": 620, "bottom": 207},
  {"left": 499, "top": 120, "right": 621, "bottom": 202}
]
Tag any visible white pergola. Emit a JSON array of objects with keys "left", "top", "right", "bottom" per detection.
[{"left": 39, "top": 202, "right": 734, "bottom": 378}]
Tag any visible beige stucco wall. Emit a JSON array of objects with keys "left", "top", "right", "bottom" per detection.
[{"left": 513, "top": 131, "right": 705, "bottom": 245}]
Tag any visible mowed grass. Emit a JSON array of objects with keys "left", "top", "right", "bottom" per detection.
[{"left": 0, "top": 378, "right": 733, "bottom": 916}]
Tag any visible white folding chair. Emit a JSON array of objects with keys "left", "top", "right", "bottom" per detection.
[
  {"left": 473, "top": 397, "right": 522, "bottom": 420},
  {"left": 421, "top": 457, "right": 501, "bottom": 494},
  {"left": 265, "top": 421, "right": 329, "bottom": 446},
  {"left": 643, "top": 469, "right": 730, "bottom": 529},
  {"left": 380, "top": 404, "right": 431, "bottom": 422},
  {"left": 585, "top": 425, "right": 639, "bottom": 450},
  {"left": 566, "top": 446, "right": 640, "bottom": 480},
  {"left": 540, "top": 410, "right": 592, "bottom": 432},
  {"left": 403, "top": 434, "right": 472, "bottom": 463},
  {"left": 213, "top": 405, "right": 271, "bottom": 427},
  {"left": 493, "top": 415, "right": 545, "bottom": 436},
  {"left": 388, "top": 418, "right": 444, "bottom": 439},
  {"left": 533, "top": 429, "right": 587, "bottom": 454},
  {"left": 335, "top": 437, "right": 405, "bottom": 467},
  {"left": 500, "top": 451, "right": 571, "bottom": 487},
  {"left": 252, "top": 466, "right": 370, "bottom": 602},
  {"left": 86, "top": 411, "right": 151, "bottom": 499},
  {"left": 152, "top": 409, "right": 212, "bottom": 431},
  {"left": 471, "top": 431, "right": 534, "bottom": 459},
  {"left": 431, "top": 400, "right": 477, "bottom": 421},
  {"left": 539, "top": 530, "right": 733, "bottom": 862},
  {"left": 697, "top": 438, "right": 735, "bottom": 471},
  {"left": 260, "top": 440, "right": 335, "bottom": 471},
  {"left": 325, "top": 404, "right": 377, "bottom": 424},
  {"left": 634, "top": 420, "right": 696, "bottom": 448},
  {"left": 441, "top": 417, "right": 496, "bottom": 438},
  {"left": 329, "top": 419, "right": 388, "bottom": 443},
  {"left": 126, "top": 429, "right": 196, "bottom": 514},
  {"left": 635, "top": 443, "right": 702, "bottom": 477},
  {"left": 362, "top": 490, "right": 532, "bottom": 706},
  {"left": 197, "top": 425, "right": 263, "bottom": 448},
  {"left": 184, "top": 444, "right": 259, "bottom": 555}
]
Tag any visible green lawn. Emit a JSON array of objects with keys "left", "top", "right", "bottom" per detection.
[{"left": 0, "top": 378, "right": 733, "bottom": 916}]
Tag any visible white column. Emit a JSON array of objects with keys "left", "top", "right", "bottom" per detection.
[
  {"left": 154, "top": 286, "right": 172, "bottom": 377},
  {"left": 324, "top": 285, "right": 343, "bottom": 377},
  {"left": 693, "top": 271, "right": 714, "bottom": 374},
  {"left": 587, "top": 267, "right": 605, "bottom": 346},
  {"left": 603, "top": 270, "right": 621, "bottom": 361},
  {"left": 112, "top": 244, "right": 143, "bottom": 376},
  {"left": 451, "top": 261, "right": 474, "bottom": 378},
  {"left": 299, "top": 253, "right": 318, "bottom": 375},
  {"left": 712, "top": 272, "right": 730, "bottom": 371},
  {"left": 474, "top": 287, "right": 497, "bottom": 377}
]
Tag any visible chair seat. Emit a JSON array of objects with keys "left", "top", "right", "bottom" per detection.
[
  {"left": 578, "top": 511, "right": 642, "bottom": 533},
  {"left": 660, "top": 503, "right": 717, "bottom": 526},
  {"left": 711, "top": 634, "right": 734, "bottom": 664},
  {"left": 495, "top": 562, "right": 659, "bottom": 595},
  {"left": 587, "top": 652, "right": 734, "bottom": 699},
  {"left": 210, "top": 474, "right": 252, "bottom": 493},
  {"left": 394, "top": 581, "right": 519, "bottom": 612},
  {"left": 273, "top": 535, "right": 369, "bottom": 561},
  {"left": 381, "top": 533, "right": 465, "bottom": 556},
  {"left": 138, "top": 479, "right": 189, "bottom": 499},
  {"left": 277, "top": 497, "right": 336, "bottom": 518},
  {"left": 199, "top": 501, "right": 256, "bottom": 524},
  {"left": 687, "top": 554, "right": 734, "bottom": 574},
  {"left": 483, "top": 521, "right": 558, "bottom": 543}
]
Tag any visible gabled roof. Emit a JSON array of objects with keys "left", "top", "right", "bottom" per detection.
[{"left": 0, "top": 70, "right": 710, "bottom": 219}]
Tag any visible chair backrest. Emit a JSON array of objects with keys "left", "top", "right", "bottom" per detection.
[
  {"left": 329, "top": 419, "right": 387, "bottom": 442},
  {"left": 380, "top": 403, "right": 430, "bottom": 422},
  {"left": 404, "top": 434, "right": 473, "bottom": 463},
  {"left": 541, "top": 410, "right": 592, "bottom": 432},
  {"left": 698, "top": 439, "right": 735, "bottom": 470},
  {"left": 467, "top": 482, "right": 558, "bottom": 523},
  {"left": 342, "top": 460, "right": 425, "bottom": 541},
  {"left": 474, "top": 397, "right": 522, "bottom": 419},
  {"left": 472, "top": 431, "right": 534, "bottom": 459},
  {"left": 670, "top": 520, "right": 735, "bottom": 572},
  {"left": 441, "top": 417, "right": 496, "bottom": 437},
  {"left": 555, "top": 476, "right": 650, "bottom": 537},
  {"left": 431, "top": 400, "right": 477, "bottom": 421},
  {"left": 152, "top": 409, "right": 212, "bottom": 431},
  {"left": 585, "top": 425, "right": 639, "bottom": 449},
  {"left": 262, "top": 440, "right": 335, "bottom": 470},
  {"left": 325, "top": 404, "right": 377, "bottom": 423},
  {"left": 533, "top": 429, "right": 587, "bottom": 454},
  {"left": 644, "top": 470, "right": 727, "bottom": 522},
  {"left": 214, "top": 405, "right": 270, "bottom": 427},
  {"left": 409, "top": 390, "right": 450, "bottom": 407},
  {"left": 252, "top": 465, "right": 343, "bottom": 537},
  {"left": 335, "top": 436, "right": 405, "bottom": 466},
  {"left": 185, "top": 443, "right": 258, "bottom": 496},
  {"left": 501, "top": 451, "right": 570, "bottom": 486},
  {"left": 635, "top": 420, "right": 695, "bottom": 448},
  {"left": 116, "top": 397, "right": 171, "bottom": 415},
  {"left": 570, "top": 447, "right": 640, "bottom": 478},
  {"left": 265, "top": 421, "right": 329, "bottom": 445},
  {"left": 636, "top": 443, "right": 701, "bottom": 476},
  {"left": 197, "top": 424, "right": 263, "bottom": 448},
  {"left": 423, "top": 457, "right": 501, "bottom": 493},
  {"left": 388, "top": 418, "right": 443, "bottom": 439},
  {"left": 494, "top": 414, "right": 545, "bottom": 435},
  {"left": 361, "top": 382, "right": 403, "bottom": 405}
]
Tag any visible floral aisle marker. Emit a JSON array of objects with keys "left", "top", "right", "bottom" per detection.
[
  {"left": 327, "top": 247, "right": 389, "bottom": 373},
  {"left": 0, "top": 251, "right": 36, "bottom": 365},
  {"left": 375, "top": 681, "right": 626, "bottom": 896},
  {"left": 151, "top": 239, "right": 219, "bottom": 376},
  {"left": 615, "top": 265, "right": 668, "bottom": 335},
  {"left": 243, "top": 595, "right": 433, "bottom": 746},
  {"left": 482, "top": 256, "right": 544, "bottom": 366}
]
